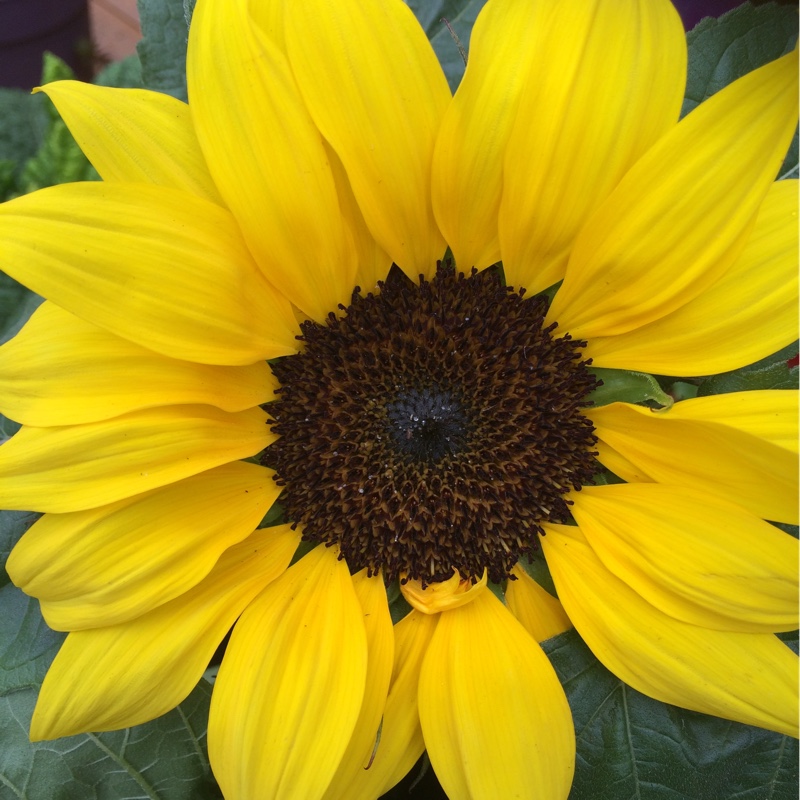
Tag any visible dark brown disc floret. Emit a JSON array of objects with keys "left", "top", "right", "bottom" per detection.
[{"left": 263, "top": 265, "right": 599, "bottom": 584}]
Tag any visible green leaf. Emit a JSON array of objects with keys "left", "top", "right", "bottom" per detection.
[
  {"left": 682, "top": 2, "right": 798, "bottom": 180},
  {"left": 0, "top": 510, "right": 39, "bottom": 586},
  {"left": 697, "top": 343, "right": 799, "bottom": 396},
  {"left": 94, "top": 54, "right": 144, "bottom": 89},
  {"left": 0, "top": 582, "right": 222, "bottom": 799},
  {"left": 682, "top": 2, "right": 798, "bottom": 116},
  {"left": 0, "top": 683, "right": 223, "bottom": 800},
  {"left": 405, "top": 0, "right": 485, "bottom": 91},
  {"left": 0, "top": 90, "right": 49, "bottom": 201},
  {"left": 137, "top": 0, "right": 192, "bottom": 101},
  {"left": 0, "top": 272, "right": 42, "bottom": 345},
  {"left": 544, "top": 629, "right": 800, "bottom": 800}
]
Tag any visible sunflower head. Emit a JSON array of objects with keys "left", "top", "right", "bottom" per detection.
[{"left": 266, "top": 262, "right": 599, "bottom": 584}]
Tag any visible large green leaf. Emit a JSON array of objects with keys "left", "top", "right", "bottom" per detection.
[
  {"left": 681, "top": 2, "right": 798, "bottom": 178},
  {"left": 0, "top": 583, "right": 222, "bottom": 800},
  {"left": 405, "top": 0, "right": 485, "bottom": 91},
  {"left": 0, "top": 91, "right": 49, "bottom": 201},
  {"left": 544, "top": 629, "right": 799, "bottom": 800},
  {"left": 137, "top": 0, "right": 191, "bottom": 100}
]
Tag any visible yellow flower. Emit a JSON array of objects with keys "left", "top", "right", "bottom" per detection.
[{"left": 0, "top": 0, "right": 797, "bottom": 798}]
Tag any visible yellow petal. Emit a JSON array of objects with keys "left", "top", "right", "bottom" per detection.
[
  {"left": 505, "top": 563, "right": 572, "bottom": 642},
  {"left": 419, "top": 590, "right": 575, "bottom": 799},
  {"left": 0, "top": 405, "right": 271, "bottom": 513},
  {"left": 0, "top": 302, "right": 276, "bottom": 427},
  {"left": 8, "top": 462, "right": 280, "bottom": 630},
  {"left": 323, "top": 570, "right": 395, "bottom": 800},
  {"left": 431, "top": 0, "right": 549, "bottom": 271},
  {"left": 541, "top": 525, "right": 799, "bottom": 737},
  {"left": 0, "top": 182, "right": 298, "bottom": 365},
  {"left": 586, "top": 180, "right": 799, "bottom": 374},
  {"left": 285, "top": 0, "right": 450, "bottom": 280},
  {"left": 325, "top": 142, "right": 392, "bottom": 294},
  {"left": 500, "top": 0, "right": 687, "bottom": 294},
  {"left": 664, "top": 389, "right": 799, "bottom": 452},
  {"left": 38, "top": 81, "right": 222, "bottom": 204},
  {"left": 588, "top": 396, "right": 798, "bottom": 524},
  {"left": 571, "top": 484, "right": 798, "bottom": 633},
  {"left": 187, "top": 0, "right": 356, "bottom": 321},
  {"left": 594, "top": 439, "right": 655, "bottom": 483},
  {"left": 549, "top": 51, "right": 798, "bottom": 338},
  {"left": 401, "top": 569, "right": 487, "bottom": 614},
  {"left": 31, "top": 524, "right": 299, "bottom": 739},
  {"left": 335, "top": 610, "right": 438, "bottom": 800},
  {"left": 208, "top": 545, "right": 368, "bottom": 800}
]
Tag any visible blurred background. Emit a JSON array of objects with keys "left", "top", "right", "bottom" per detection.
[
  {"left": 2, "top": 0, "right": 798, "bottom": 91},
  {"left": 1, "top": 0, "right": 139, "bottom": 90}
]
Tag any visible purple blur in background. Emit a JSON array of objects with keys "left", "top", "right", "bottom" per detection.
[
  {"left": 672, "top": 0, "right": 798, "bottom": 29},
  {"left": 0, "top": 0, "right": 91, "bottom": 89}
]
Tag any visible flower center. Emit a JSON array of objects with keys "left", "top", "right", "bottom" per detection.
[
  {"left": 263, "top": 264, "right": 599, "bottom": 584},
  {"left": 385, "top": 386, "right": 467, "bottom": 463}
]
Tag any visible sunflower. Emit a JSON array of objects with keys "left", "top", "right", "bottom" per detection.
[{"left": 0, "top": 0, "right": 797, "bottom": 797}]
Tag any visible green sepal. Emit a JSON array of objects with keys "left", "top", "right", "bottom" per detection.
[
  {"left": 588, "top": 368, "right": 673, "bottom": 409},
  {"left": 697, "top": 342, "right": 799, "bottom": 396}
]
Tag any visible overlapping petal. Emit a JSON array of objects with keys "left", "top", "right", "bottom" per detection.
[
  {"left": 187, "top": 0, "right": 356, "bottom": 321},
  {"left": 39, "top": 80, "right": 222, "bottom": 204},
  {"left": 285, "top": 0, "right": 450, "bottom": 280},
  {"left": 323, "top": 570, "right": 394, "bottom": 800},
  {"left": 431, "top": 0, "right": 549, "bottom": 271},
  {"left": 663, "top": 389, "right": 799, "bottom": 451},
  {"left": 588, "top": 394, "right": 798, "bottom": 524},
  {"left": 542, "top": 525, "right": 799, "bottom": 737},
  {"left": 505, "top": 563, "right": 572, "bottom": 642},
  {"left": 0, "top": 405, "right": 271, "bottom": 513},
  {"left": 0, "top": 182, "right": 299, "bottom": 365},
  {"left": 208, "top": 545, "right": 367, "bottom": 800},
  {"left": 499, "top": 0, "right": 687, "bottom": 294},
  {"left": 337, "top": 610, "right": 438, "bottom": 800},
  {"left": 0, "top": 302, "right": 276, "bottom": 426},
  {"left": 324, "top": 143, "right": 392, "bottom": 294},
  {"left": 571, "top": 485, "right": 798, "bottom": 633},
  {"left": 548, "top": 50, "right": 798, "bottom": 338},
  {"left": 585, "top": 179, "right": 799, "bottom": 373},
  {"left": 8, "top": 462, "right": 280, "bottom": 630},
  {"left": 30, "top": 525, "right": 300, "bottom": 740},
  {"left": 418, "top": 589, "right": 575, "bottom": 799}
]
